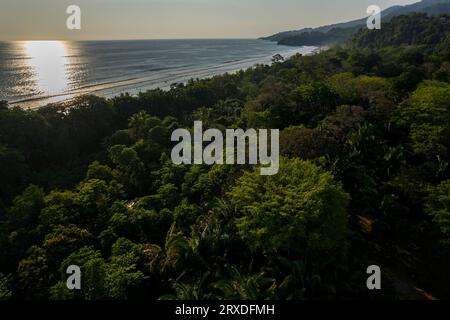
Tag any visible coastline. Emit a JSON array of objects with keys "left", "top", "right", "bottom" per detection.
[{"left": 9, "top": 45, "right": 319, "bottom": 110}]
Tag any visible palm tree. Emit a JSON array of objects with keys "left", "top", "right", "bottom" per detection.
[
  {"left": 212, "top": 265, "right": 276, "bottom": 300},
  {"left": 128, "top": 111, "right": 151, "bottom": 139},
  {"left": 159, "top": 272, "right": 211, "bottom": 300}
]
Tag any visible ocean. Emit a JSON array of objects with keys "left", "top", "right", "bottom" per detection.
[{"left": 0, "top": 39, "right": 317, "bottom": 109}]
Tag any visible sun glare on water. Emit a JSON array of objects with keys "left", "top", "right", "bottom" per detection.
[{"left": 21, "top": 40, "right": 70, "bottom": 97}]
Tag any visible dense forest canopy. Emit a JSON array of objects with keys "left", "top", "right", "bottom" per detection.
[{"left": 0, "top": 13, "right": 450, "bottom": 300}]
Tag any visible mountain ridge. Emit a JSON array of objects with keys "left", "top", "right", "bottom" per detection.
[{"left": 262, "top": 0, "right": 450, "bottom": 45}]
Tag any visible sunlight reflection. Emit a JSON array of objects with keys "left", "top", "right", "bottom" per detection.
[{"left": 22, "top": 41, "right": 69, "bottom": 96}]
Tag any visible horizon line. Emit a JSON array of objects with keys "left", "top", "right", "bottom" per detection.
[{"left": 0, "top": 36, "right": 266, "bottom": 42}]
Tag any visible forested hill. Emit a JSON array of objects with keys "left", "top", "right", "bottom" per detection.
[
  {"left": 262, "top": 0, "right": 450, "bottom": 46},
  {"left": 0, "top": 13, "right": 449, "bottom": 300},
  {"left": 352, "top": 13, "right": 450, "bottom": 49}
]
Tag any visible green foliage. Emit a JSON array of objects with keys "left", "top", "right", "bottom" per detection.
[
  {"left": 0, "top": 273, "right": 12, "bottom": 300},
  {"left": 229, "top": 158, "right": 349, "bottom": 267},
  {"left": 327, "top": 72, "right": 358, "bottom": 104},
  {"left": 289, "top": 82, "right": 338, "bottom": 125},
  {"left": 426, "top": 180, "right": 450, "bottom": 245},
  {"left": 395, "top": 84, "right": 450, "bottom": 160},
  {"left": 352, "top": 13, "right": 450, "bottom": 49},
  {"left": 50, "top": 247, "right": 107, "bottom": 300},
  {"left": 105, "top": 238, "right": 146, "bottom": 299},
  {"left": 280, "top": 126, "right": 337, "bottom": 160},
  {"left": 109, "top": 145, "right": 147, "bottom": 195},
  {"left": 15, "top": 246, "right": 49, "bottom": 299},
  {"left": 109, "top": 201, "right": 172, "bottom": 244},
  {"left": 212, "top": 265, "right": 276, "bottom": 300},
  {"left": 43, "top": 225, "right": 92, "bottom": 266},
  {"left": 49, "top": 240, "right": 146, "bottom": 300}
]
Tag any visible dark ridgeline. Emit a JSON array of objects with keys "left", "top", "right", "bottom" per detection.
[{"left": 261, "top": 0, "right": 450, "bottom": 46}]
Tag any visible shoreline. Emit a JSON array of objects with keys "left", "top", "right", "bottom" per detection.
[{"left": 9, "top": 45, "right": 319, "bottom": 110}]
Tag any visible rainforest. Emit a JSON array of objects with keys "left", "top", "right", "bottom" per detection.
[{"left": 0, "top": 13, "right": 449, "bottom": 300}]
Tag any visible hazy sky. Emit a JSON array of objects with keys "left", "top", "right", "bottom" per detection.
[{"left": 0, "top": 0, "right": 420, "bottom": 40}]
